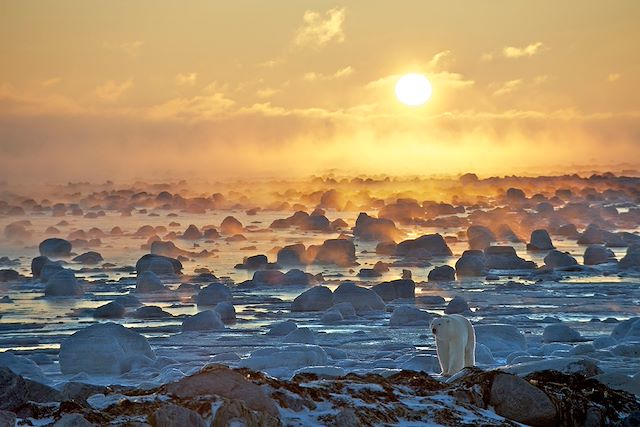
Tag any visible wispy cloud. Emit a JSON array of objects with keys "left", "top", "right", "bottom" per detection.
[
  {"left": 256, "top": 87, "right": 278, "bottom": 99},
  {"left": 303, "top": 66, "right": 354, "bottom": 81},
  {"left": 428, "top": 50, "right": 453, "bottom": 69},
  {"left": 103, "top": 41, "right": 144, "bottom": 57},
  {"left": 94, "top": 79, "right": 134, "bottom": 101},
  {"left": 294, "top": 7, "right": 345, "bottom": 48},
  {"left": 176, "top": 73, "right": 198, "bottom": 86},
  {"left": 491, "top": 79, "right": 523, "bottom": 96},
  {"left": 503, "top": 42, "right": 545, "bottom": 58}
]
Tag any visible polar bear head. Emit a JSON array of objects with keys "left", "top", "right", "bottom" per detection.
[{"left": 430, "top": 316, "right": 453, "bottom": 337}]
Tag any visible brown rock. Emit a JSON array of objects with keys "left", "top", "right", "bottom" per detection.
[
  {"left": 211, "top": 399, "right": 280, "bottom": 427},
  {"left": 489, "top": 373, "right": 557, "bottom": 426},
  {"left": 149, "top": 403, "right": 205, "bottom": 427}
]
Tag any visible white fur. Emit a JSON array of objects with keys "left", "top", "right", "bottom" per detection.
[{"left": 430, "top": 314, "right": 476, "bottom": 376}]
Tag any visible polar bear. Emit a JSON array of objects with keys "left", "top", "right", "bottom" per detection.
[{"left": 430, "top": 314, "right": 476, "bottom": 376}]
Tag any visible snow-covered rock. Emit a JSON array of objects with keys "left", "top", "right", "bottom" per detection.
[
  {"left": 475, "top": 324, "right": 526, "bottom": 356},
  {"left": 333, "top": 282, "right": 385, "bottom": 314},
  {"left": 213, "top": 301, "right": 236, "bottom": 323},
  {"left": 266, "top": 320, "right": 298, "bottom": 336},
  {"left": 543, "top": 324, "right": 582, "bottom": 342},
  {"left": 283, "top": 327, "right": 316, "bottom": 344},
  {"left": 181, "top": 310, "right": 225, "bottom": 332},
  {"left": 0, "top": 352, "right": 47, "bottom": 383},
  {"left": 44, "top": 270, "right": 82, "bottom": 297},
  {"left": 389, "top": 306, "right": 433, "bottom": 327},
  {"left": 291, "top": 286, "right": 333, "bottom": 312},
  {"left": 196, "top": 283, "right": 232, "bottom": 306},
  {"left": 135, "top": 271, "right": 165, "bottom": 293},
  {"left": 59, "top": 323, "right": 156, "bottom": 375}
]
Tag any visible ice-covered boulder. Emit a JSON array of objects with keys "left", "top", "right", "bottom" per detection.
[
  {"left": 428, "top": 265, "right": 456, "bottom": 282},
  {"left": 196, "top": 283, "right": 232, "bottom": 306},
  {"left": 213, "top": 301, "right": 236, "bottom": 323},
  {"left": 181, "top": 224, "right": 203, "bottom": 240},
  {"left": 543, "top": 250, "right": 578, "bottom": 268},
  {"left": 59, "top": 322, "right": 155, "bottom": 375},
  {"left": 467, "top": 225, "right": 495, "bottom": 250},
  {"left": 40, "top": 262, "right": 65, "bottom": 283},
  {"left": 182, "top": 310, "right": 225, "bottom": 332},
  {"left": 291, "top": 286, "right": 334, "bottom": 312},
  {"left": 501, "top": 357, "right": 602, "bottom": 378},
  {"left": 251, "top": 270, "right": 285, "bottom": 286},
  {"left": 44, "top": 270, "right": 82, "bottom": 297},
  {"left": 619, "top": 244, "right": 640, "bottom": 269},
  {"left": 543, "top": 324, "right": 582, "bottom": 342},
  {"left": 133, "top": 305, "right": 172, "bottom": 319},
  {"left": 72, "top": 251, "right": 104, "bottom": 265},
  {"left": 577, "top": 224, "right": 604, "bottom": 245},
  {"left": 39, "top": 238, "right": 72, "bottom": 257},
  {"left": 395, "top": 234, "right": 452, "bottom": 259},
  {"left": 475, "top": 324, "right": 526, "bottom": 355},
  {"left": 353, "top": 212, "right": 399, "bottom": 242},
  {"left": 266, "top": 320, "right": 298, "bottom": 336},
  {"left": 526, "top": 229, "right": 554, "bottom": 251},
  {"left": 333, "top": 282, "right": 385, "bottom": 314},
  {"left": 444, "top": 296, "right": 470, "bottom": 314},
  {"left": 455, "top": 250, "right": 486, "bottom": 276},
  {"left": 400, "top": 354, "right": 439, "bottom": 372},
  {"left": 276, "top": 244, "right": 307, "bottom": 266},
  {"left": 0, "top": 352, "right": 47, "bottom": 383},
  {"left": 220, "top": 216, "right": 243, "bottom": 235},
  {"left": 31, "top": 256, "right": 50, "bottom": 279},
  {"left": 389, "top": 306, "right": 433, "bottom": 327},
  {"left": 583, "top": 245, "right": 617, "bottom": 265},
  {"left": 282, "top": 269, "right": 313, "bottom": 286},
  {"left": 135, "top": 254, "right": 182, "bottom": 275},
  {"left": 135, "top": 271, "right": 166, "bottom": 293},
  {"left": 283, "top": 327, "right": 316, "bottom": 344},
  {"left": 489, "top": 372, "right": 557, "bottom": 426},
  {"left": 475, "top": 344, "right": 495, "bottom": 364},
  {"left": 611, "top": 318, "right": 640, "bottom": 341},
  {"left": 371, "top": 279, "right": 415, "bottom": 302},
  {"left": 484, "top": 246, "right": 536, "bottom": 270},
  {"left": 239, "top": 345, "right": 328, "bottom": 373},
  {"left": 312, "top": 239, "right": 356, "bottom": 267}
]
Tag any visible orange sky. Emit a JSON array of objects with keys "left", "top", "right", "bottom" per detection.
[{"left": 1, "top": 1, "right": 639, "bottom": 183}]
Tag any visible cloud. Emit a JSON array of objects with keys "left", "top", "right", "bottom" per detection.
[
  {"left": 103, "top": 41, "right": 144, "bottom": 57},
  {"left": 503, "top": 42, "right": 545, "bottom": 58},
  {"left": 491, "top": 79, "right": 523, "bottom": 96},
  {"left": 176, "top": 73, "right": 198, "bottom": 86},
  {"left": 145, "top": 92, "right": 235, "bottom": 121},
  {"left": 428, "top": 50, "right": 453, "bottom": 69},
  {"left": 256, "top": 87, "right": 278, "bottom": 98},
  {"left": 294, "top": 7, "right": 345, "bottom": 48},
  {"left": 367, "top": 71, "right": 473, "bottom": 91},
  {"left": 40, "top": 77, "right": 62, "bottom": 88},
  {"left": 608, "top": 73, "right": 621, "bottom": 83},
  {"left": 303, "top": 66, "right": 354, "bottom": 81},
  {"left": 94, "top": 79, "right": 134, "bottom": 101}
]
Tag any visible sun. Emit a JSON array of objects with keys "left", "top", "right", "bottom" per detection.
[{"left": 395, "top": 73, "right": 432, "bottom": 106}]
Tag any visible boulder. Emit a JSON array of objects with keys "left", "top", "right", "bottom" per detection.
[
  {"left": 31, "top": 256, "right": 50, "bottom": 279},
  {"left": 40, "top": 262, "right": 65, "bottom": 283},
  {"left": 428, "top": 265, "right": 456, "bottom": 282},
  {"left": 291, "top": 286, "right": 334, "bottom": 312},
  {"left": 276, "top": 244, "right": 307, "bottom": 266},
  {"left": 133, "top": 305, "right": 172, "bottom": 319},
  {"left": 527, "top": 229, "right": 555, "bottom": 251},
  {"left": 44, "top": 270, "right": 82, "bottom": 297},
  {"left": 312, "top": 239, "right": 356, "bottom": 267},
  {"left": 353, "top": 212, "right": 399, "bottom": 242},
  {"left": 583, "top": 245, "right": 617, "bottom": 265},
  {"left": 395, "top": 234, "right": 452, "bottom": 259},
  {"left": 282, "top": 269, "right": 312, "bottom": 286},
  {"left": 0, "top": 352, "right": 47, "bottom": 383},
  {"left": 181, "top": 224, "right": 203, "bottom": 240},
  {"left": 390, "top": 306, "right": 433, "bottom": 326},
  {"left": 611, "top": 317, "right": 640, "bottom": 341},
  {"left": 543, "top": 324, "right": 582, "bottom": 342},
  {"left": 577, "top": 224, "right": 604, "bottom": 245},
  {"left": 619, "top": 244, "right": 640, "bottom": 269},
  {"left": 543, "top": 250, "right": 578, "bottom": 268},
  {"left": 39, "top": 238, "right": 72, "bottom": 257},
  {"left": 240, "top": 345, "right": 328, "bottom": 373},
  {"left": 490, "top": 373, "right": 557, "bottom": 426},
  {"left": 455, "top": 250, "right": 486, "bottom": 276},
  {"left": 326, "top": 302, "right": 357, "bottom": 319},
  {"left": 72, "top": 251, "right": 104, "bottom": 265},
  {"left": 214, "top": 301, "right": 236, "bottom": 323},
  {"left": 93, "top": 301, "right": 126, "bottom": 319},
  {"left": 333, "top": 282, "right": 385, "bottom": 314},
  {"left": 149, "top": 404, "right": 206, "bottom": 427},
  {"left": 59, "top": 322, "right": 155, "bottom": 375},
  {"left": 136, "top": 254, "right": 182, "bottom": 275},
  {"left": 444, "top": 296, "right": 470, "bottom": 314},
  {"left": 196, "top": 283, "right": 233, "bottom": 305},
  {"left": 241, "top": 254, "right": 268, "bottom": 270},
  {"left": 252, "top": 270, "right": 285, "bottom": 286},
  {"left": 220, "top": 216, "right": 243, "bottom": 235},
  {"left": 484, "top": 246, "right": 536, "bottom": 270},
  {"left": 371, "top": 279, "right": 415, "bottom": 302},
  {"left": 182, "top": 310, "right": 225, "bottom": 331},
  {"left": 467, "top": 225, "right": 495, "bottom": 250},
  {"left": 283, "top": 327, "right": 316, "bottom": 344},
  {"left": 475, "top": 324, "right": 526, "bottom": 355},
  {"left": 136, "top": 271, "right": 166, "bottom": 293},
  {"left": 501, "top": 357, "right": 602, "bottom": 378},
  {"left": 266, "top": 320, "right": 298, "bottom": 336}
]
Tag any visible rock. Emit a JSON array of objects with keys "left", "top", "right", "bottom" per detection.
[
  {"left": 395, "top": 234, "right": 452, "bottom": 258},
  {"left": 327, "top": 302, "right": 357, "bottom": 318},
  {"left": 544, "top": 250, "right": 578, "bottom": 268},
  {"left": 578, "top": 224, "right": 605, "bottom": 245},
  {"left": 489, "top": 372, "right": 557, "bottom": 426},
  {"left": 196, "top": 283, "right": 233, "bottom": 305},
  {"left": 114, "top": 294, "right": 142, "bottom": 307},
  {"left": 417, "top": 295, "right": 446, "bottom": 305},
  {"left": 151, "top": 241, "right": 188, "bottom": 258},
  {"left": 282, "top": 268, "right": 312, "bottom": 286},
  {"left": 321, "top": 310, "right": 343, "bottom": 323},
  {"left": 149, "top": 404, "right": 206, "bottom": 427},
  {"left": 240, "top": 345, "right": 328, "bottom": 372},
  {"left": 0, "top": 410, "right": 16, "bottom": 426},
  {"left": 291, "top": 286, "right": 334, "bottom": 312},
  {"left": 212, "top": 399, "right": 280, "bottom": 427},
  {"left": 214, "top": 301, "right": 236, "bottom": 323},
  {"left": 543, "top": 324, "right": 583, "bottom": 342},
  {"left": 181, "top": 224, "right": 203, "bottom": 240},
  {"left": 428, "top": 265, "right": 456, "bottom": 282},
  {"left": 240, "top": 254, "right": 268, "bottom": 270},
  {"left": 333, "top": 282, "right": 385, "bottom": 314},
  {"left": 93, "top": 301, "right": 126, "bottom": 319},
  {"left": 371, "top": 279, "right": 415, "bottom": 302},
  {"left": 312, "top": 239, "right": 356, "bottom": 267},
  {"left": 593, "top": 336, "right": 617, "bottom": 349},
  {"left": 133, "top": 305, "right": 172, "bottom": 319},
  {"left": 611, "top": 343, "right": 640, "bottom": 357},
  {"left": 0, "top": 352, "right": 47, "bottom": 383},
  {"left": 556, "top": 223, "right": 580, "bottom": 238},
  {"left": 59, "top": 322, "right": 155, "bottom": 375},
  {"left": 72, "top": 251, "right": 104, "bottom": 265},
  {"left": 44, "top": 270, "right": 82, "bottom": 297},
  {"left": 593, "top": 372, "right": 640, "bottom": 395},
  {"left": 136, "top": 271, "right": 166, "bottom": 293},
  {"left": 527, "top": 229, "right": 555, "bottom": 251},
  {"left": 39, "top": 238, "right": 72, "bottom": 257},
  {"left": 276, "top": 244, "right": 307, "bottom": 266},
  {"left": 40, "top": 262, "right": 65, "bottom": 283},
  {"left": 266, "top": 320, "right": 298, "bottom": 336},
  {"left": 0, "top": 368, "right": 28, "bottom": 411},
  {"left": 53, "top": 413, "right": 94, "bottom": 427},
  {"left": 467, "top": 225, "right": 495, "bottom": 250},
  {"left": 389, "top": 306, "right": 433, "bottom": 326},
  {"left": 165, "top": 364, "right": 279, "bottom": 417},
  {"left": 182, "top": 310, "right": 225, "bottom": 331},
  {"left": 31, "top": 256, "right": 50, "bottom": 278},
  {"left": 570, "top": 343, "right": 595, "bottom": 355},
  {"left": 283, "top": 327, "right": 316, "bottom": 344},
  {"left": 484, "top": 246, "right": 536, "bottom": 270},
  {"left": 400, "top": 354, "right": 440, "bottom": 372},
  {"left": 455, "top": 250, "right": 486, "bottom": 276},
  {"left": 252, "top": 270, "right": 285, "bottom": 286},
  {"left": 136, "top": 254, "right": 182, "bottom": 275},
  {"left": 352, "top": 212, "right": 399, "bottom": 242},
  {"left": 475, "top": 344, "right": 495, "bottom": 364},
  {"left": 502, "top": 357, "right": 602, "bottom": 377},
  {"left": 475, "top": 324, "right": 527, "bottom": 355},
  {"left": 620, "top": 244, "right": 640, "bottom": 269},
  {"left": 220, "top": 216, "right": 243, "bottom": 235},
  {"left": 444, "top": 296, "right": 470, "bottom": 314},
  {"left": 0, "top": 269, "right": 19, "bottom": 282},
  {"left": 505, "top": 187, "right": 527, "bottom": 201},
  {"left": 583, "top": 245, "right": 617, "bottom": 265}
]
